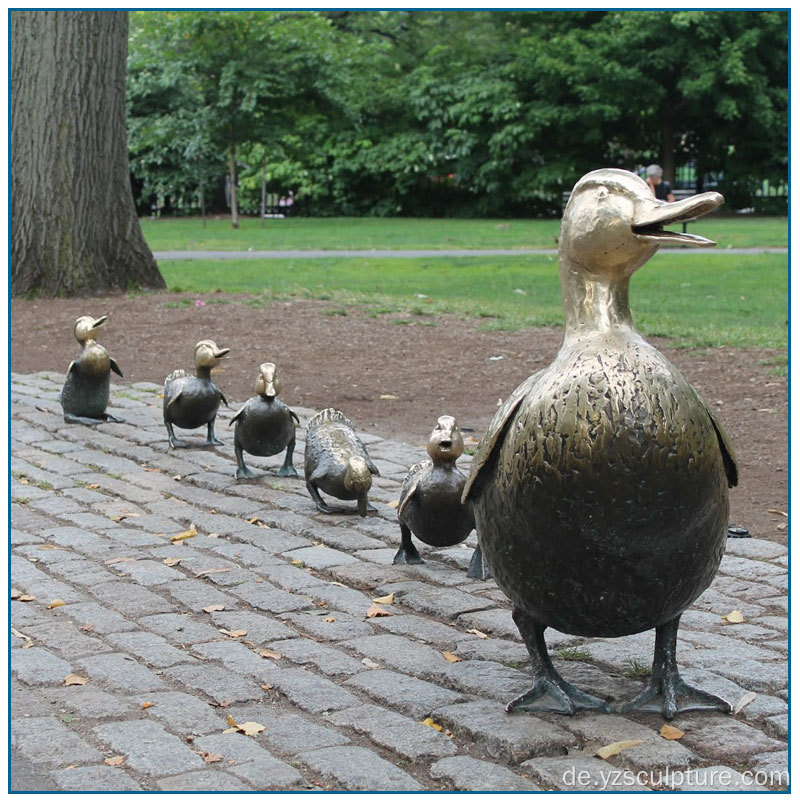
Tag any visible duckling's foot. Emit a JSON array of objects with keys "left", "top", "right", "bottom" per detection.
[
  {"left": 64, "top": 413, "right": 102, "bottom": 426},
  {"left": 621, "top": 616, "right": 731, "bottom": 720},
  {"left": 100, "top": 413, "right": 125, "bottom": 423},
  {"left": 393, "top": 526, "right": 423, "bottom": 564},
  {"left": 236, "top": 465, "right": 259, "bottom": 479},
  {"left": 467, "top": 545, "right": 492, "bottom": 580},
  {"left": 169, "top": 436, "right": 189, "bottom": 449},
  {"left": 205, "top": 435, "right": 224, "bottom": 447},
  {"left": 277, "top": 464, "right": 299, "bottom": 478},
  {"left": 509, "top": 606, "right": 611, "bottom": 716}
]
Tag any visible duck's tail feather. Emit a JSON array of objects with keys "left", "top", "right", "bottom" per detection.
[
  {"left": 165, "top": 369, "right": 186, "bottom": 387},
  {"left": 307, "top": 407, "right": 352, "bottom": 434}
]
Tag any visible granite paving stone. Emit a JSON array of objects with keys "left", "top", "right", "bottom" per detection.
[
  {"left": 157, "top": 771, "right": 252, "bottom": 791},
  {"left": 93, "top": 719, "right": 204, "bottom": 776},
  {"left": 77, "top": 653, "right": 168, "bottom": 692},
  {"left": 136, "top": 691, "right": 227, "bottom": 735},
  {"left": 52, "top": 602, "right": 139, "bottom": 634},
  {"left": 267, "top": 637, "right": 366, "bottom": 676},
  {"left": 11, "top": 647, "right": 75, "bottom": 686},
  {"left": 520, "top": 754, "right": 651, "bottom": 791},
  {"left": 20, "top": 620, "right": 113, "bottom": 659},
  {"left": 109, "top": 559, "right": 187, "bottom": 586},
  {"left": 106, "top": 631, "right": 197, "bottom": 668},
  {"left": 50, "top": 766, "right": 143, "bottom": 791},
  {"left": 163, "top": 579, "right": 240, "bottom": 612},
  {"left": 228, "top": 581, "right": 316, "bottom": 613},
  {"left": 431, "top": 755, "right": 542, "bottom": 790},
  {"left": 371, "top": 613, "right": 473, "bottom": 650},
  {"left": 43, "top": 687, "right": 136, "bottom": 720},
  {"left": 283, "top": 610, "right": 375, "bottom": 642},
  {"left": 298, "top": 745, "right": 423, "bottom": 791},
  {"left": 748, "top": 751, "right": 790, "bottom": 787},
  {"left": 137, "top": 612, "right": 222, "bottom": 644},
  {"left": 268, "top": 667, "right": 361, "bottom": 713},
  {"left": 343, "top": 633, "right": 455, "bottom": 678},
  {"left": 190, "top": 640, "right": 281, "bottom": 682},
  {"left": 664, "top": 765, "right": 770, "bottom": 792},
  {"left": 677, "top": 716, "right": 787, "bottom": 759},
  {"left": 208, "top": 610, "right": 299, "bottom": 644},
  {"left": 12, "top": 717, "right": 104, "bottom": 768},
  {"left": 163, "top": 663, "right": 265, "bottom": 704},
  {"left": 89, "top": 581, "right": 173, "bottom": 616}
]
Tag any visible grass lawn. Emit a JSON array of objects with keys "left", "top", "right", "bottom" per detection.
[
  {"left": 158, "top": 252, "right": 787, "bottom": 350},
  {"left": 142, "top": 215, "right": 788, "bottom": 252}
]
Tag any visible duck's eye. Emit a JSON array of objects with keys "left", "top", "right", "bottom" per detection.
[{"left": 597, "top": 187, "right": 609, "bottom": 200}]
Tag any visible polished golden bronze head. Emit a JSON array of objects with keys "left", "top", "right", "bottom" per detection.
[
  {"left": 344, "top": 455, "right": 373, "bottom": 515},
  {"left": 426, "top": 414, "right": 464, "bottom": 463},
  {"left": 255, "top": 362, "right": 281, "bottom": 398},
  {"left": 74, "top": 315, "right": 107, "bottom": 344},
  {"left": 194, "top": 340, "right": 230, "bottom": 370}
]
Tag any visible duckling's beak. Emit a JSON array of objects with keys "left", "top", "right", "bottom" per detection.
[
  {"left": 632, "top": 191, "right": 723, "bottom": 247},
  {"left": 91, "top": 315, "right": 108, "bottom": 329},
  {"left": 264, "top": 382, "right": 277, "bottom": 398},
  {"left": 214, "top": 348, "right": 231, "bottom": 360}
]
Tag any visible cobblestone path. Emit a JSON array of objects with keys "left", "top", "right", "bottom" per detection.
[{"left": 10, "top": 372, "right": 788, "bottom": 791}]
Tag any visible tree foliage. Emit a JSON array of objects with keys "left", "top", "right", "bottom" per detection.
[{"left": 128, "top": 9, "right": 788, "bottom": 218}]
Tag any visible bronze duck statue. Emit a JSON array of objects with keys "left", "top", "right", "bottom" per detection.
[
  {"left": 163, "top": 339, "right": 229, "bottom": 448},
  {"left": 304, "top": 408, "right": 379, "bottom": 516},
  {"left": 229, "top": 362, "right": 300, "bottom": 479},
  {"left": 60, "top": 315, "right": 124, "bottom": 425},
  {"left": 394, "top": 415, "right": 489, "bottom": 579},
  {"left": 463, "top": 168, "right": 736, "bottom": 720}
]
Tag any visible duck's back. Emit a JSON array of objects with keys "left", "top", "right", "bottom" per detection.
[{"left": 473, "top": 336, "right": 730, "bottom": 638}]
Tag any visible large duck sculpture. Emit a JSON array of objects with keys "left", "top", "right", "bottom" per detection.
[
  {"left": 163, "top": 340, "right": 229, "bottom": 448},
  {"left": 463, "top": 169, "right": 736, "bottom": 720},
  {"left": 60, "top": 315, "right": 124, "bottom": 425}
]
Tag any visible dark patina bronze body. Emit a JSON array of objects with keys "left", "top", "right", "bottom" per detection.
[
  {"left": 60, "top": 315, "right": 124, "bottom": 425},
  {"left": 230, "top": 362, "right": 299, "bottom": 478},
  {"left": 464, "top": 169, "right": 737, "bottom": 719},
  {"left": 394, "top": 415, "right": 488, "bottom": 578},
  {"left": 163, "top": 340, "right": 229, "bottom": 448},
  {"left": 304, "top": 408, "right": 379, "bottom": 516}
]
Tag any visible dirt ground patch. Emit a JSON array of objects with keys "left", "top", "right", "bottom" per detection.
[{"left": 11, "top": 293, "right": 787, "bottom": 545}]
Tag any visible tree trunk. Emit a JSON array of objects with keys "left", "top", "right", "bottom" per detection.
[
  {"left": 229, "top": 144, "right": 239, "bottom": 229},
  {"left": 11, "top": 10, "right": 164, "bottom": 297}
]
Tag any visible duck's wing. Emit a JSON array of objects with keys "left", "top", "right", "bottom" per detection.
[
  {"left": 228, "top": 404, "right": 246, "bottom": 426},
  {"left": 109, "top": 358, "right": 123, "bottom": 377},
  {"left": 66, "top": 360, "right": 77, "bottom": 375},
  {"left": 218, "top": 388, "right": 228, "bottom": 407},
  {"left": 166, "top": 388, "right": 183, "bottom": 409},
  {"left": 290, "top": 409, "right": 301, "bottom": 426},
  {"left": 365, "top": 454, "right": 380, "bottom": 477},
  {"left": 397, "top": 459, "right": 429, "bottom": 517},
  {"left": 462, "top": 370, "right": 543, "bottom": 502},
  {"left": 705, "top": 403, "right": 738, "bottom": 488}
]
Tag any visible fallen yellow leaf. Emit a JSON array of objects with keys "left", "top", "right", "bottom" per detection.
[
  {"left": 421, "top": 717, "right": 443, "bottom": 732},
  {"left": 442, "top": 651, "right": 461, "bottom": 663},
  {"left": 366, "top": 604, "right": 393, "bottom": 618},
  {"left": 290, "top": 559, "right": 304, "bottom": 566},
  {"left": 659, "top": 724, "right": 685, "bottom": 740},
  {"left": 466, "top": 628, "right": 489, "bottom": 639},
  {"left": 10, "top": 627, "right": 34, "bottom": 648},
  {"left": 141, "top": 702, "right": 155, "bottom": 710},
  {"left": 196, "top": 750, "right": 224, "bottom": 763},
  {"left": 723, "top": 610, "right": 744, "bottom": 624},
  {"left": 596, "top": 740, "right": 644, "bottom": 760},
  {"left": 372, "top": 593, "right": 395, "bottom": 605},
  {"left": 324, "top": 616, "right": 336, "bottom": 623},
  {"left": 79, "top": 623, "right": 94, "bottom": 632},
  {"left": 105, "top": 557, "right": 136, "bottom": 565},
  {"left": 18, "top": 594, "right": 36, "bottom": 603},
  {"left": 203, "top": 604, "right": 225, "bottom": 613},
  {"left": 170, "top": 528, "right": 197, "bottom": 542},
  {"left": 223, "top": 716, "right": 265, "bottom": 736},
  {"left": 10, "top": 589, "right": 22, "bottom": 600},
  {"left": 361, "top": 658, "right": 383, "bottom": 669},
  {"left": 195, "top": 567, "right": 230, "bottom": 577},
  {"left": 64, "top": 674, "right": 89, "bottom": 686},
  {"left": 260, "top": 683, "right": 274, "bottom": 691},
  {"left": 162, "top": 558, "right": 181, "bottom": 567},
  {"left": 767, "top": 508, "right": 788, "bottom": 517},
  {"left": 111, "top": 513, "right": 140, "bottom": 522},
  {"left": 85, "top": 483, "right": 100, "bottom": 489},
  {"left": 48, "top": 599, "right": 66, "bottom": 609},
  {"left": 260, "top": 648, "right": 282, "bottom": 660},
  {"left": 223, "top": 629, "right": 247, "bottom": 638},
  {"left": 380, "top": 394, "right": 399, "bottom": 400},
  {"left": 387, "top": 500, "right": 400, "bottom": 509},
  {"left": 733, "top": 691, "right": 757, "bottom": 715},
  {"left": 104, "top": 756, "right": 125, "bottom": 767}
]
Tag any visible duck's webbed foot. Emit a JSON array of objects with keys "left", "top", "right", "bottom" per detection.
[
  {"left": 100, "top": 412, "right": 125, "bottom": 423},
  {"left": 166, "top": 423, "right": 188, "bottom": 448},
  {"left": 622, "top": 616, "right": 731, "bottom": 720},
  {"left": 64, "top": 413, "right": 102, "bottom": 426},
  {"left": 236, "top": 465, "right": 258, "bottom": 479},
  {"left": 467, "top": 545, "right": 492, "bottom": 580},
  {"left": 393, "top": 524, "right": 423, "bottom": 565},
  {"left": 277, "top": 461, "right": 298, "bottom": 478},
  {"left": 507, "top": 606, "right": 611, "bottom": 716},
  {"left": 205, "top": 422, "right": 223, "bottom": 446},
  {"left": 307, "top": 483, "right": 338, "bottom": 514}
]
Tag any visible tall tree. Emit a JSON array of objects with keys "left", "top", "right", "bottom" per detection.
[{"left": 11, "top": 10, "right": 164, "bottom": 296}]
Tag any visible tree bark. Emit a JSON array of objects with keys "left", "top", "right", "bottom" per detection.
[
  {"left": 11, "top": 10, "right": 165, "bottom": 296},
  {"left": 229, "top": 144, "right": 239, "bottom": 229}
]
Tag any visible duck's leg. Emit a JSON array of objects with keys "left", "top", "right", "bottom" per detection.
[
  {"left": 467, "top": 544, "right": 492, "bottom": 580},
  {"left": 307, "top": 481, "right": 338, "bottom": 514},
  {"left": 392, "top": 523, "right": 423, "bottom": 564},
  {"left": 621, "top": 615, "right": 731, "bottom": 720},
  {"left": 205, "top": 419, "right": 223, "bottom": 446},
  {"left": 234, "top": 444, "right": 258, "bottom": 479},
  {"left": 166, "top": 421, "right": 188, "bottom": 448},
  {"left": 507, "top": 606, "right": 611, "bottom": 715},
  {"left": 277, "top": 436, "right": 299, "bottom": 477}
]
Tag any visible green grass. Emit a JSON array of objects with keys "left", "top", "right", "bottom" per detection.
[
  {"left": 556, "top": 648, "right": 592, "bottom": 662},
  {"left": 158, "top": 252, "right": 787, "bottom": 349},
  {"left": 141, "top": 215, "right": 787, "bottom": 251}
]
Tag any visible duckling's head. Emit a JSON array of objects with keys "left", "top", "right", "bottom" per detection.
[
  {"left": 427, "top": 415, "right": 464, "bottom": 464},
  {"left": 255, "top": 362, "right": 281, "bottom": 399},
  {"left": 561, "top": 169, "right": 723, "bottom": 279},
  {"left": 194, "top": 340, "right": 230, "bottom": 370},
  {"left": 74, "top": 315, "right": 107, "bottom": 344},
  {"left": 344, "top": 456, "right": 372, "bottom": 516}
]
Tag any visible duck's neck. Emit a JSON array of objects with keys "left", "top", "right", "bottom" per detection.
[
  {"left": 560, "top": 261, "right": 635, "bottom": 342},
  {"left": 195, "top": 366, "right": 213, "bottom": 380}
]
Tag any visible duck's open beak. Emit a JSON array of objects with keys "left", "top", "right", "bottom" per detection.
[
  {"left": 92, "top": 315, "right": 108, "bottom": 329},
  {"left": 632, "top": 191, "right": 723, "bottom": 247},
  {"left": 214, "top": 348, "right": 231, "bottom": 359}
]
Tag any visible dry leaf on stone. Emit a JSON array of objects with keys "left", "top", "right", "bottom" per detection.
[
  {"left": 17, "top": 594, "right": 36, "bottom": 602},
  {"left": 104, "top": 756, "right": 125, "bottom": 767},
  {"left": 203, "top": 604, "right": 225, "bottom": 613},
  {"left": 170, "top": 529, "right": 197, "bottom": 542},
  {"left": 141, "top": 702, "right": 155, "bottom": 710},
  {"left": 421, "top": 718, "right": 443, "bottom": 732},
  {"left": 48, "top": 599, "right": 66, "bottom": 609},
  {"left": 290, "top": 559, "right": 304, "bottom": 567},
  {"left": 247, "top": 516, "right": 260, "bottom": 525},
  {"left": 380, "top": 394, "right": 399, "bottom": 400},
  {"left": 659, "top": 724, "right": 685, "bottom": 740},
  {"left": 195, "top": 751, "right": 224, "bottom": 764},
  {"left": 387, "top": 500, "right": 400, "bottom": 509},
  {"left": 734, "top": 691, "right": 757, "bottom": 715},
  {"left": 767, "top": 508, "right": 788, "bottom": 517},
  {"left": 722, "top": 610, "right": 744, "bottom": 623},
  {"left": 163, "top": 558, "right": 181, "bottom": 567},
  {"left": 361, "top": 658, "right": 383, "bottom": 670},
  {"left": 596, "top": 740, "right": 643, "bottom": 760},
  {"left": 324, "top": 617, "right": 336, "bottom": 623},
  {"left": 261, "top": 683, "right": 274, "bottom": 691},
  {"left": 259, "top": 648, "right": 282, "bottom": 660},
  {"left": 10, "top": 627, "right": 34, "bottom": 648},
  {"left": 111, "top": 513, "right": 139, "bottom": 522},
  {"left": 105, "top": 557, "right": 136, "bottom": 565},
  {"left": 79, "top": 623, "right": 94, "bottom": 632},
  {"left": 85, "top": 483, "right": 100, "bottom": 489},
  {"left": 64, "top": 674, "right": 89, "bottom": 686},
  {"left": 223, "top": 716, "right": 265, "bottom": 736},
  {"left": 372, "top": 593, "right": 395, "bottom": 605},
  {"left": 466, "top": 628, "right": 489, "bottom": 639},
  {"left": 222, "top": 629, "right": 247, "bottom": 638},
  {"left": 442, "top": 651, "right": 461, "bottom": 663},
  {"left": 10, "top": 589, "right": 22, "bottom": 600},
  {"left": 195, "top": 567, "right": 230, "bottom": 577},
  {"left": 366, "top": 604, "right": 393, "bottom": 618}
]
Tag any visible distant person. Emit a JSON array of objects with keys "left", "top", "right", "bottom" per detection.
[{"left": 645, "top": 164, "right": 675, "bottom": 202}]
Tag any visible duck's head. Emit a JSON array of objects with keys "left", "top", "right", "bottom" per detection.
[
  {"left": 344, "top": 456, "right": 372, "bottom": 516},
  {"left": 194, "top": 340, "right": 230, "bottom": 370},
  {"left": 427, "top": 415, "right": 464, "bottom": 463},
  {"left": 561, "top": 168, "right": 723, "bottom": 279},
  {"left": 255, "top": 362, "right": 281, "bottom": 399},
  {"left": 74, "top": 315, "right": 107, "bottom": 344}
]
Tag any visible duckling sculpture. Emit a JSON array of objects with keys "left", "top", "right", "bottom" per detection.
[
  {"left": 229, "top": 362, "right": 299, "bottom": 479},
  {"left": 163, "top": 340, "right": 229, "bottom": 448},
  {"left": 304, "top": 408, "right": 379, "bottom": 516},
  {"left": 60, "top": 315, "right": 124, "bottom": 425},
  {"left": 394, "top": 415, "right": 488, "bottom": 579},
  {"left": 463, "top": 169, "right": 736, "bottom": 720}
]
